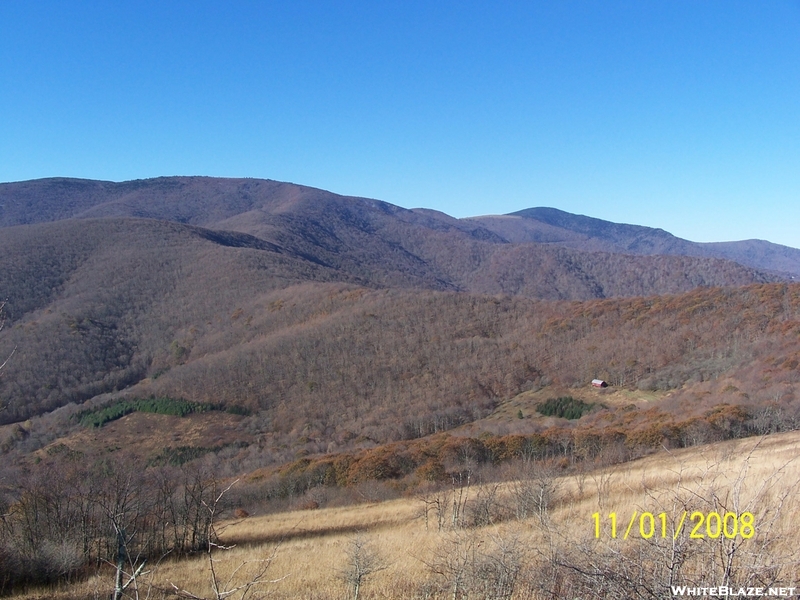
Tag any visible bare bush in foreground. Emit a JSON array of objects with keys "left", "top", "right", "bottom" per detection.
[{"left": 337, "top": 532, "right": 388, "bottom": 600}]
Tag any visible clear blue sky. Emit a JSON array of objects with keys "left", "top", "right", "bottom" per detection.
[{"left": 2, "top": 1, "right": 799, "bottom": 247}]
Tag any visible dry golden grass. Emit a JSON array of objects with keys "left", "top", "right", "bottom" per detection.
[{"left": 12, "top": 431, "right": 800, "bottom": 599}]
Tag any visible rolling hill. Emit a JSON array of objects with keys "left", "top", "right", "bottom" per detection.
[
  {"left": 0, "top": 176, "right": 790, "bottom": 429},
  {"left": 466, "top": 206, "right": 800, "bottom": 277},
  {"left": 0, "top": 177, "right": 783, "bottom": 306},
  {"left": 2, "top": 176, "right": 800, "bottom": 596}
]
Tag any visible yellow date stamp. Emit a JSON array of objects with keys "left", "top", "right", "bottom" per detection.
[{"left": 592, "top": 511, "right": 755, "bottom": 540}]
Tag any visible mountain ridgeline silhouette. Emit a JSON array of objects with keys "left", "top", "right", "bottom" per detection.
[{"left": 467, "top": 206, "right": 800, "bottom": 277}]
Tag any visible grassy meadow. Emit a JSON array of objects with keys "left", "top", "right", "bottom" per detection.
[{"left": 11, "top": 430, "right": 800, "bottom": 599}]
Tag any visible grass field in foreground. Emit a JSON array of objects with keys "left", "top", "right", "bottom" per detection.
[{"left": 14, "top": 430, "right": 800, "bottom": 599}]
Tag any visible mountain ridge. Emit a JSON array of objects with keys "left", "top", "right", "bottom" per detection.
[
  {"left": 466, "top": 206, "right": 800, "bottom": 277},
  {"left": 5, "top": 175, "right": 795, "bottom": 277},
  {"left": 0, "top": 175, "right": 790, "bottom": 427},
  {"left": 0, "top": 176, "right": 783, "bottom": 300}
]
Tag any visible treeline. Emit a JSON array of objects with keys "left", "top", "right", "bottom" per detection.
[
  {"left": 0, "top": 454, "right": 228, "bottom": 593},
  {"left": 232, "top": 399, "right": 792, "bottom": 509}
]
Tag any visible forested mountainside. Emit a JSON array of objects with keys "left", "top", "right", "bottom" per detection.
[
  {"left": 467, "top": 207, "right": 800, "bottom": 277},
  {"left": 0, "top": 229, "right": 779, "bottom": 426},
  {"left": 0, "top": 176, "right": 791, "bottom": 429},
  {"left": 2, "top": 273, "right": 800, "bottom": 452},
  {"left": 4, "top": 177, "right": 796, "bottom": 286},
  {"left": 2, "top": 177, "right": 800, "bottom": 595},
  {"left": 0, "top": 177, "right": 779, "bottom": 319},
  {"left": 2, "top": 180, "right": 796, "bottom": 280},
  {"left": 0, "top": 177, "right": 795, "bottom": 430}
]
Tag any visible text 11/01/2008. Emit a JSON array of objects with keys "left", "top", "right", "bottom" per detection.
[{"left": 592, "top": 511, "right": 755, "bottom": 540}]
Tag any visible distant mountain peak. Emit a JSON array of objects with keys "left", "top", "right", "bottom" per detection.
[
  {"left": 464, "top": 206, "right": 800, "bottom": 277},
  {"left": 2, "top": 176, "right": 799, "bottom": 278},
  {"left": 510, "top": 206, "right": 674, "bottom": 239}
]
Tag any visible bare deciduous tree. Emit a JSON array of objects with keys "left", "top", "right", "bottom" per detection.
[
  {"left": 417, "top": 484, "right": 452, "bottom": 532},
  {"left": 469, "top": 482, "right": 502, "bottom": 528},
  {"left": 110, "top": 521, "right": 151, "bottom": 600},
  {"left": 338, "top": 532, "right": 387, "bottom": 600},
  {"left": 510, "top": 461, "right": 560, "bottom": 523},
  {"left": 451, "top": 471, "right": 471, "bottom": 530},
  {"left": 422, "top": 530, "right": 529, "bottom": 600}
]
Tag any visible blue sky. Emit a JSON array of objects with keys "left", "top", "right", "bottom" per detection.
[{"left": 1, "top": 1, "right": 799, "bottom": 247}]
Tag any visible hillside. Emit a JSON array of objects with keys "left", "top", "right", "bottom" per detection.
[
  {"left": 0, "top": 177, "right": 793, "bottom": 430},
  {"left": 3, "top": 279, "right": 800, "bottom": 457},
  {"left": 6, "top": 430, "right": 800, "bottom": 599},
  {"left": 467, "top": 206, "right": 800, "bottom": 277},
  {"left": 3, "top": 176, "right": 800, "bottom": 596},
  {"left": 0, "top": 177, "right": 786, "bottom": 428},
  {"left": 0, "top": 178, "right": 784, "bottom": 300}
]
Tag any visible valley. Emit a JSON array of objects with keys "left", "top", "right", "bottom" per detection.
[{"left": 1, "top": 177, "right": 799, "bottom": 598}]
